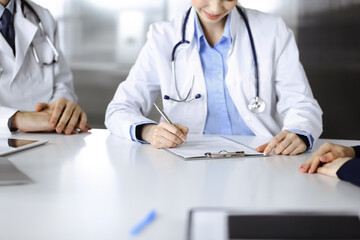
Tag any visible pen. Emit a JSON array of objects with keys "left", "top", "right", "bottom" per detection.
[
  {"left": 153, "top": 103, "right": 187, "bottom": 143},
  {"left": 130, "top": 210, "right": 157, "bottom": 236},
  {"left": 153, "top": 103, "right": 173, "bottom": 124}
]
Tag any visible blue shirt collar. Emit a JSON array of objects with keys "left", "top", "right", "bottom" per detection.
[
  {"left": 194, "top": 11, "right": 232, "bottom": 51},
  {"left": 0, "top": 0, "right": 15, "bottom": 18}
]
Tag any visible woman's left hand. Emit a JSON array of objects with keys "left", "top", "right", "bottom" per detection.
[{"left": 256, "top": 130, "right": 307, "bottom": 156}]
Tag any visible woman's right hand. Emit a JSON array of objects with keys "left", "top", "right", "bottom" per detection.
[
  {"left": 299, "top": 142, "right": 355, "bottom": 174},
  {"left": 141, "top": 122, "right": 188, "bottom": 149}
]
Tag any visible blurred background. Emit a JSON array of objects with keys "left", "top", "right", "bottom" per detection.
[{"left": 32, "top": 0, "right": 360, "bottom": 140}]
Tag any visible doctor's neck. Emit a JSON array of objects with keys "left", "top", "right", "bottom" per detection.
[
  {"left": 0, "top": 0, "right": 10, "bottom": 6},
  {"left": 192, "top": 0, "right": 237, "bottom": 47},
  {"left": 198, "top": 14, "right": 228, "bottom": 47}
]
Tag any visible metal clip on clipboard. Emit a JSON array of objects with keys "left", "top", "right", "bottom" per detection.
[{"left": 204, "top": 150, "right": 245, "bottom": 158}]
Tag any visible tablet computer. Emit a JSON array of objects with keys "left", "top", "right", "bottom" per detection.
[
  {"left": 187, "top": 208, "right": 360, "bottom": 240},
  {"left": 0, "top": 138, "right": 48, "bottom": 156}
]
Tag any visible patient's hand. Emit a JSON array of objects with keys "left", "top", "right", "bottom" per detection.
[
  {"left": 316, "top": 157, "right": 352, "bottom": 178},
  {"left": 299, "top": 143, "right": 355, "bottom": 174}
]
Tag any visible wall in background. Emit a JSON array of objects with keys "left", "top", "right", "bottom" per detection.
[
  {"left": 297, "top": 0, "right": 360, "bottom": 139},
  {"left": 33, "top": 0, "right": 360, "bottom": 139}
]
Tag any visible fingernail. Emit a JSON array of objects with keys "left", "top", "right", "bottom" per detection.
[
  {"left": 66, "top": 129, "right": 71, "bottom": 134},
  {"left": 57, "top": 127, "right": 63, "bottom": 133},
  {"left": 80, "top": 124, "right": 85, "bottom": 129},
  {"left": 50, "top": 122, "right": 55, "bottom": 128},
  {"left": 320, "top": 156, "right": 326, "bottom": 161}
]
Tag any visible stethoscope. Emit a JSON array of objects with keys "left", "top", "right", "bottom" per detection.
[
  {"left": 0, "top": 0, "right": 59, "bottom": 75},
  {"left": 21, "top": 0, "right": 59, "bottom": 66},
  {"left": 0, "top": 1, "right": 60, "bottom": 75},
  {"left": 164, "top": 6, "right": 266, "bottom": 113}
]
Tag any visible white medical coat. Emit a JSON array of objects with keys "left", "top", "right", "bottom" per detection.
[
  {"left": 105, "top": 7, "right": 323, "bottom": 141},
  {"left": 0, "top": 0, "right": 76, "bottom": 133}
]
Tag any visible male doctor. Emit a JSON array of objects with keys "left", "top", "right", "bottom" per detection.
[
  {"left": 0, "top": 0, "right": 89, "bottom": 134},
  {"left": 106, "top": 1, "right": 323, "bottom": 155}
]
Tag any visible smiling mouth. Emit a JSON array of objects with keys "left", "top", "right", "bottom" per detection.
[{"left": 203, "top": 10, "right": 222, "bottom": 20}]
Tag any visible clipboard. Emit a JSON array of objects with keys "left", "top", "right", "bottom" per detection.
[
  {"left": 204, "top": 150, "right": 246, "bottom": 158},
  {"left": 165, "top": 134, "right": 263, "bottom": 159}
]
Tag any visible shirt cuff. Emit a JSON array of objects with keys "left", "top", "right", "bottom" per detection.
[
  {"left": 288, "top": 129, "right": 314, "bottom": 151},
  {"left": 130, "top": 120, "right": 157, "bottom": 144},
  {"left": 0, "top": 107, "right": 19, "bottom": 133},
  {"left": 8, "top": 113, "right": 18, "bottom": 132},
  {"left": 336, "top": 158, "right": 360, "bottom": 187},
  {"left": 352, "top": 146, "right": 360, "bottom": 158}
]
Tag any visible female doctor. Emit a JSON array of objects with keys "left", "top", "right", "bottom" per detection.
[
  {"left": 105, "top": 0, "right": 323, "bottom": 155},
  {"left": 0, "top": 0, "right": 89, "bottom": 134}
]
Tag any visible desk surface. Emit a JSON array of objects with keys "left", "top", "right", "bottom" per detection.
[{"left": 0, "top": 129, "right": 360, "bottom": 240}]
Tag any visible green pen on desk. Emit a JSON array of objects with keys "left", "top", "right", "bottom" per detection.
[{"left": 153, "top": 103, "right": 187, "bottom": 143}]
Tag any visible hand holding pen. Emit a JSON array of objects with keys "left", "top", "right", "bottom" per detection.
[{"left": 139, "top": 103, "right": 188, "bottom": 149}]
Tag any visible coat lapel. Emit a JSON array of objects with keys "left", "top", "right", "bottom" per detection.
[{"left": 12, "top": 0, "right": 38, "bottom": 81}]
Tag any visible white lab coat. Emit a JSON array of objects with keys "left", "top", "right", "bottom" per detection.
[
  {"left": 105, "top": 7, "right": 323, "bottom": 141},
  {"left": 0, "top": 0, "right": 76, "bottom": 133}
]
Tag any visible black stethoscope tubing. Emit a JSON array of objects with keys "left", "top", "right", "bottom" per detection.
[
  {"left": 238, "top": 6, "right": 260, "bottom": 99},
  {"left": 171, "top": 7, "right": 191, "bottom": 62}
]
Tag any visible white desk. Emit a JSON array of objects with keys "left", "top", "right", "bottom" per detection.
[{"left": 0, "top": 129, "right": 360, "bottom": 240}]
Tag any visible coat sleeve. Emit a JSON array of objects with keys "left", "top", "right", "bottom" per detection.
[
  {"left": 105, "top": 24, "right": 162, "bottom": 140},
  {"left": 0, "top": 107, "right": 18, "bottom": 133},
  {"left": 336, "top": 158, "right": 360, "bottom": 187},
  {"left": 352, "top": 145, "right": 360, "bottom": 158},
  {"left": 273, "top": 17, "right": 323, "bottom": 141}
]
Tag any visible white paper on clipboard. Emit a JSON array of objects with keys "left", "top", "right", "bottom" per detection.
[{"left": 165, "top": 134, "right": 262, "bottom": 159}]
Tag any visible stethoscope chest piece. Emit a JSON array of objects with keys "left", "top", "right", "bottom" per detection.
[{"left": 248, "top": 97, "right": 265, "bottom": 113}]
